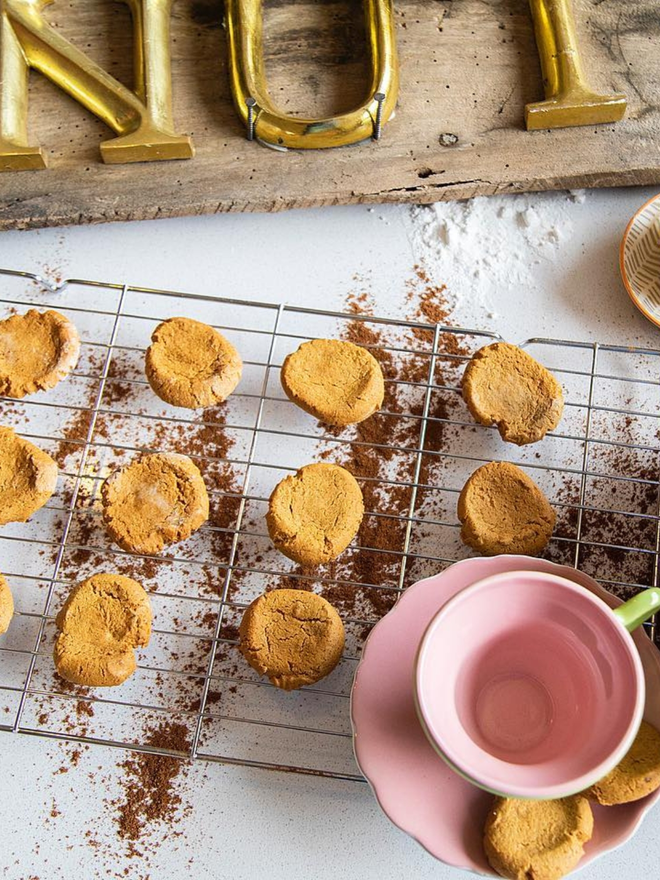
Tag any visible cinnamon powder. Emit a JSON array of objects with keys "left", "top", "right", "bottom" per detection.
[
  {"left": 313, "top": 275, "right": 470, "bottom": 622},
  {"left": 29, "top": 267, "right": 660, "bottom": 859},
  {"left": 114, "top": 721, "right": 190, "bottom": 843}
]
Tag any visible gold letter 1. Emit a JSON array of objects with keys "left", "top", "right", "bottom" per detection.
[
  {"left": 526, "top": 0, "right": 626, "bottom": 129},
  {"left": 0, "top": 0, "right": 193, "bottom": 171}
]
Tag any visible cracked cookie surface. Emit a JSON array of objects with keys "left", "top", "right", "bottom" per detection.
[
  {"left": 267, "top": 462, "right": 364, "bottom": 566},
  {"left": 585, "top": 720, "right": 660, "bottom": 805},
  {"left": 484, "top": 795, "right": 593, "bottom": 880},
  {"left": 458, "top": 461, "right": 555, "bottom": 556},
  {"left": 0, "top": 426, "right": 58, "bottom": 525},
  {"left": 0, "top": 574, "right": 14, "bottom": 634},
  {"left": 462, "top": 342, "right": 563, "bottom": 445},
  {"left": 145, "top": 316, "right": 242, "bottom": 408},
  {"left": 101, "top": 452, "right": 209, "bottom": 555},
  {"left": 54, "top": 572, "right": 151, "bottom": 687},
  {"left": 239, "top": 588, "right": 345, "bottom": 690},
  {"left": 0, "top": 309, "right": 80, "bottom": 399},
  {"left": 280, "top": 338, "right": 384, "bottom": 426}
]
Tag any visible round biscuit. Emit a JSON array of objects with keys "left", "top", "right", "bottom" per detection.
[
  {"left": 101, "top": 452, "right": 209, "bottom": 555},
  {"left": 458, "top": 461, "right": 555, "bottom": 556},
  {"left": 0, "top": 309, "right": 80, "bottom": 399},
  {"left": 239, "top": 589, "right": 345, "bottom": 690},
  {"left": 462, "top": 342, "right": 563, "bottom": 445},
  {"left": 267, "top": 462, "right": 364, "bottom": 566},
  {"left": 281, "top": 338, "right": 384, "bottom": 426},
  {"left": 484, "top": 795, "right": 593, "bottom": 880},
  {"left": 146, "top": 316, "right": 242, "bottom": 408}
]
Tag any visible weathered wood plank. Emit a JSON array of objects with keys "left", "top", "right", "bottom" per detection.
[{"left": 0, "top": 0, "right": 659, "bottom": 229}]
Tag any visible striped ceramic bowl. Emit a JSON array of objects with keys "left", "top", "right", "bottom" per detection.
[{"left": 621, "top": 193, "right": 660, "bottom": 328}]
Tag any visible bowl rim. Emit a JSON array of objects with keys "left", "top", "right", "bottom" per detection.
[
  {"left": 413, "top": 569, "right": 646, "bottom": 799},
  {"left": 619, "top": 191, "right": 660, "bottom": 330}
]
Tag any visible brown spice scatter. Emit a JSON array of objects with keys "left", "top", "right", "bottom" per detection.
[
  {"left": 76, "top": 700, "right": 95, "bottom": 718},
  {"left": 312, "top": 274, "right": 469, "bottom": 622},
  {"left": 115, "top": 721, "right": 190, "bottom": 843},
  {"left": 188, "top": 689, "right": 222, "bottom": 712},
  {"left": 20, "top": 259, "right": 660, "bottom": 857},
  {"left": 222, "top": 622, "right": 239, "bottom": 642},
  {"left": 53, "top": 406, "right": 92, "bottom": 466}
]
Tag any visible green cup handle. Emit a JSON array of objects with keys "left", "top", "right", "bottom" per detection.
[{"left": 613, "top": 589, "right": 660, "bottom": 632}]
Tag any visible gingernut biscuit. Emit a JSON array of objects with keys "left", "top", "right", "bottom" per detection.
[
  {"left": 145, "top": 316, "right": 242, "bottom": 408},
  {"left": 54, "top": 572, "right": 151, "bottom": 687},
  {"left": 458, "top": 461, "right": 555, "bottom": 556},
  {"left": 0, "top": 309, "right": 80, "bottom": 399},
  {"left": 101, "top": 452, "right": 209, "bottom": 555},
  {"left": 267, "top": 462, "right": 364, "bottom": 566},
  {"left": 239, "top": 588, "right": 345, "bottom": 690},
  {"left": 484, "top": 795, "right": 594, "bottom": 880},
  {"left": 0, "top": 574, "right": 14, "bottom": 634},
  {"left": 280, "top": 338, "right": 384, "bottom": 426},
  {"left": 462, "top": 342, "right": 564, "bottom": 445},
  {"left": 585, "top": 721, "right": 660, "bottom": 805},
  {"left": 0, "top": 426, "right": 58, "bottom": 525}
]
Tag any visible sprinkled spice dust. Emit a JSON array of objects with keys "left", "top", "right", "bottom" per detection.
[
  {"left": 53, "top": 408, "right": 93, "bottom": 468},
  {"left": 114, "top": 722, "right": 191, "bottom": 847},
  {"left": 305, "top": 271, "right": 471, "bottom": 624},
  {"left": 16, "top": 263, "right": 660, "bottom": 869},
  {"left": 267, "top": 266, "right": 660, "bottom": 634},
  {"left": 76, "top": 700, "right": 95, "bottom": 718},
  {"left": 29, "top": 335, "right": 246, "bottom": 854}
]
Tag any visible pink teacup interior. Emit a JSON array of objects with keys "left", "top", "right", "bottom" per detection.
[{"left": 416, "top": 572, "right": 642, "bottom": 798}]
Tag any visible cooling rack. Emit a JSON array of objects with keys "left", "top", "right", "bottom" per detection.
[{"left": 0, "top": 266, "right": 658, "bottom": 782}]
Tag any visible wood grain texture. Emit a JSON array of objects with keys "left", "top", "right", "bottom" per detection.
[{"left": 1, "top": 0, "right": 659, "bottom": 229}]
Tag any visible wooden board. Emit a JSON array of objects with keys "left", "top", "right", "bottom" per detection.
[{"left": 1, "top": 0, "right": 660, "bottom": 230}]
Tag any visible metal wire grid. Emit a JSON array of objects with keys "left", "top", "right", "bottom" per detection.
[{"left": 0, "top": 267, "right": 658, "bottom": 781}]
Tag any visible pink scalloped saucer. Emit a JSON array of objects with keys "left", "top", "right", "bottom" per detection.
[{"left": 350, "top": 556, "right": 660, "bottom": 877}]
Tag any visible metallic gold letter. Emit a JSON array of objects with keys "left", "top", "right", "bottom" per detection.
[
  {"left": 0, "top": 0, "right": 193, "bottom": 171},
  {"left": 225, "top": 0, "right": 398, "bottom": 149},
  {"left": 526, "top": 0, "right": 626, "bottom": 129}
]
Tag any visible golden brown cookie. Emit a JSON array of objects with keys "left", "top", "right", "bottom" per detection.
[
  {"left": 280, "top": 338, "right": 384, "bottom": 426},
  {"left": 585, "top": 721, "right": 660, "bottom": 805},
  {"left": 458, "top": 461, "right": 555, "bottom": 556},
  {"left": 0, "top": 574, "right": 14, "bottom": 634},
  {"left": 0, "top": 426, "right": 58, "bottom": 525},
  {"left": 54, "top": 572, "right": 151, "bottom": 687},
  {"left": 145, "top": 316, "right": 242, "bottom": 408},
  {"left": 484, "top": 796, "right": 594, "bottom": 880},
  {"left": 0, "top": 309, "right": 80, "bottom": 399},
  {"left": 239, "top": 588, "right": 345, "bottom": 690},
  {"left": 462, "top": 342, "right": 564, "bottom": 445},
  {"left": 101, "top": 452, "right": 209, "bottom": 555},
  {"left": 267, "top": 462, "right": 364, "bottom": 566}
]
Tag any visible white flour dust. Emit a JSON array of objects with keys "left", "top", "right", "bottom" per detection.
[{"left": 405, "top": 190, "right": 586, "bottom": 319}]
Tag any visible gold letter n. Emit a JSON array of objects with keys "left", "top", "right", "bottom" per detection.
[{"left": 0, "top": 0, "right": 193, "bottom": 171}]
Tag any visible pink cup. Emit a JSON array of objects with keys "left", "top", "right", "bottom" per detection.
[{"left": 414, "top": 570, "right": 660, "bottom": 799}]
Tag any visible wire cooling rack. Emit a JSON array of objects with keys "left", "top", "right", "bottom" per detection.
[{"left": 0, "top": 267, "right": 659, "bottom": 781}]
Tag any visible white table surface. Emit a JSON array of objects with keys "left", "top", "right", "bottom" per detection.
[{"left": 0, "top": 186, "right": 659, "bottom": 880}]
